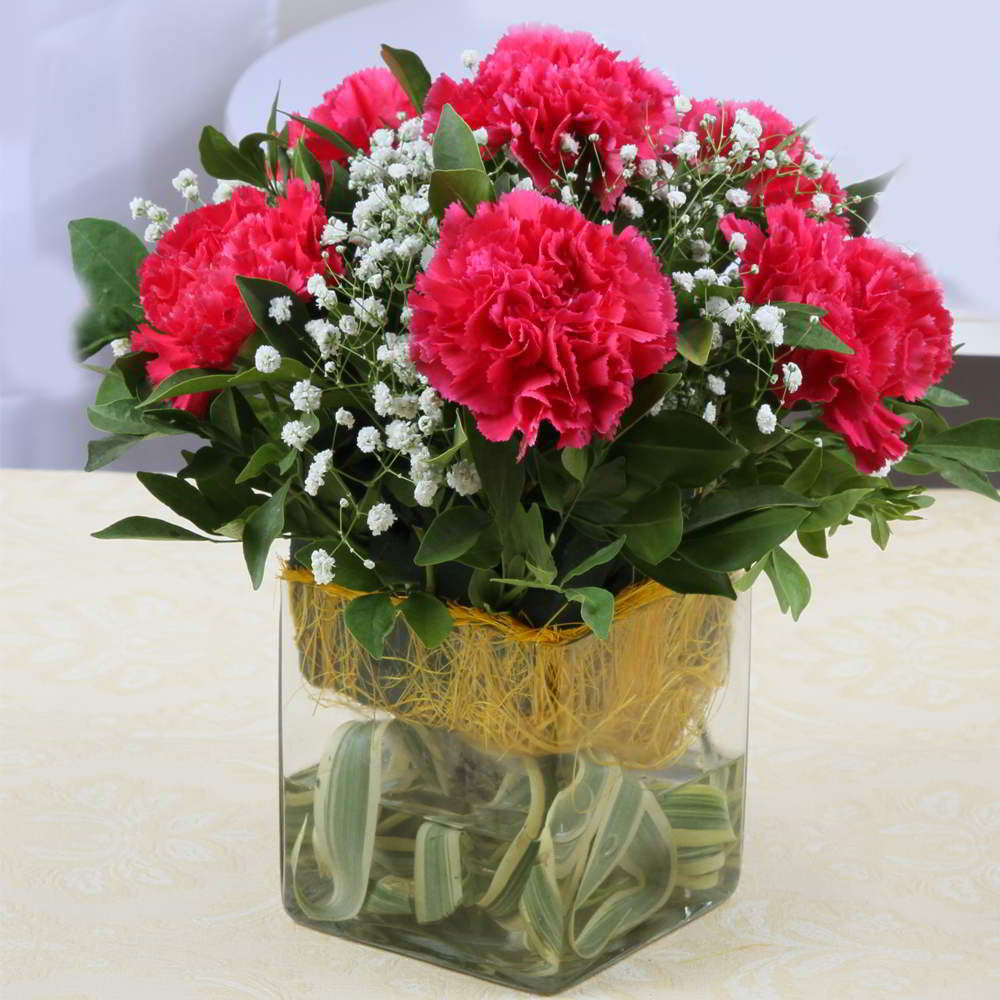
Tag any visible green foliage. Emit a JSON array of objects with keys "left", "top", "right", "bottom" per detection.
[
  {"left": 564, "top": 587, "right": 614, "bottom": 639},
  {"left": 680, "top": 507, "right": 809, "bottom": 572},
  {"left": 415, "top": 507, "right": 492, "bottom": 566},
  {"left": 198, "top": 125, "right": 267, "bottom": 185},
  {"left": 763, "top": 547, "right": 811, "bottom": 620},
  {"left": 92, "top": 516, "right": 213, "bottom": 541},
  {"left": 68, "top": 219, "right": 146, "bottom": 359},
  {"left": 675, "top": 318, "right": 714, "bottom": 365},
  {"left": 428, "top": 104, "right": 494, "bottom": 217},
  {"left": 400, "top": 592, "right": 454, "bottom": 648},
  {"left": 242, "top": 482, "right": 290, "bottom": 589},
  {"left": 380, "top": 44, "right": 433, "bottom": 113},
  {"left": 344, "top": 593, "right": 397, "bottom": 657},
  {"left": 844, "top": 168, "right": 898, "bottom": 237}
]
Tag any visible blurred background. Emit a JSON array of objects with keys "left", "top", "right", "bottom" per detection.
[{"left": 2, "top": 0, "right": 997, "bottom": 472}]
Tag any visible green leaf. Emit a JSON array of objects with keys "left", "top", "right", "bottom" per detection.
[
  {"left": 619, "top": 483, "right": 683, "bottom": 564},
  {"left": 631, "top": 553, "right": 736, "bottom": 598},
  {"left": 87, "top": 399, "right": 179, "bottom": 437},
  {"left": 844, "top": 167, "right": 898, "bottom": 237},
  {"left": 400, "top": 592, "right": 454, "bottom": 648},
  {"left": 799, "top": 487, "right": 872, "bottom": 531},
  {"left": 783, "top": 447, "right": 823, "bottom": 493},
  {"left": 902, "top": 451, "right": 999, "bottom": 501},
  {"left": 343, "top": 593, "right": 397, "bottom": 657},
  {"left": 414, "top": 506, "right": 491, "bottom": 566},
  {"left": 282, "top": 112, "right": 358, "bottom": 157},
  {"left": 685, "top": 486, "right": 814, "bottom": 532},
  {"left": 290, "top": 138, "right": 325, "bottom": 189},
  {"left": 432, "top": 103, "right": 487, "bottom": 172},
  {"left": 465, "top": 424, "right": 524, "bottom": 524},
  {"left": 241, "top": 482, "right": 290, "bottom": 589},
  {"left": 414, "top": 821, "right": 465, "bottom": 924},
  {"left": 618, "top": 411, "right": 747, "bottom": 488},
  {"left": 797, "top": 527, "right": 829, "bottom": 558},
  {"left": 680, "top": 506, "right": 810, "bottom": 572},
  {"left": 764, "top": 546, "right": 811, "bottom": 620},
  {"left": 84, "top": 434, "right": 144, "bottom": 471},
  {"left": 68, "top": 218, "right": 146, "bottom": 359},
  {"left": 922, "top": 385, "right": 969, "bottom": 408},
  {"left": 561, "top": 447, "right": 589, "bottom": 482},
  {"left": 915, "top": 419, "right": 1000, "bottom": 472},
  {"left": 235, "top": 443, "right": 284, "bottom": 483},
  {"left": 92, "top": 516, "right": 211, "bottom": 541},
  {"left": 562, "top": 536, "right": 627, "bottom": 585},
  {"left": 198, "top": 125, "right": 266, "bottom": 185},
  {"left": 136, "top": 471, "right": 223, "bottom": 533},
  {"left": 776, "top": 304, "right": 854, "bottom": 354},
  {"left": 619, "top": 370, "right": 683, "bottom": 428},
  {"left": 234, "top": 275, "right": 310, "bottom": 356},
  {"left": 428, "top": 167, "right": 494, "bottom": 218},
  {"left": 140, "top": 368, "right": 233, "bottom": 405},
  {"left": 266, "top": 83, "right": 281, "bottom": 177},
  {"left": 732, "top": 553, "right": 770, "bottom": 593},
  {"left": 380, "top": 43, "right": 433, "bottom": 113},
  {"left": 293, "top": 720, "right": 389, "bottom": 922},
  {"left": 507, "top": 504, "right": 558, "bottom": 585},
  {"left": 565, "top": 587, "right": 614, "bottom": 639},
  {"left": 676, "top": 318, "right": 714, "bottom": 366}
]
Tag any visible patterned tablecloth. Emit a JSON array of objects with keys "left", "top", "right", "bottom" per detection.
[{"left": 2, "top": 469, "right": 998, "bottom": 999}]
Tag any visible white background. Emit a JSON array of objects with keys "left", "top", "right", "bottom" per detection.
[{"left": 2, "top": 0, "right": 997, "bottom": 471}]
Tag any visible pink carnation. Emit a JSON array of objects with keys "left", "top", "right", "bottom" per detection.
[
  {"left": 722, "top": 205, "right": 909, "bottom": 472},
  {"left": 843, "top": 238, "right": 953, "bottom": 401},
  {"left": 408, "top": 189, "right": 677, "bottom": 451},
  {"left": 288, "top": 67, "right": 415, "bottom": 175},
  {"left": 682, "top": 100, "right": 847, "bottom": 227},
  {"left": 424, "top": 25, "right": 678, "bottom": 209},
  {"left": 136, "top": 179, "right": 331, "bottom": 411}
]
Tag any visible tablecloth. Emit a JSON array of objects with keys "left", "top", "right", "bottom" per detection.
[{"left": 2, "top": 469, "right": 998, "bottom": 999}]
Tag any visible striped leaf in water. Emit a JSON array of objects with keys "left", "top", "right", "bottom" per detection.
[
  {"left": 414, "top": 821, "right": 465, "bottom": 924},
  {"left": 572, "top": 791, "right": 677, "bottom": 959},
  {"left": 297, "top": 719, "right": 389, "bottom": 921},
  {"left": 656, "top": 783, "right": 736, "bottom": 848},
  {"left": 479, "top": 757, "right": 546, "bottom": 911},
  {"left": 366, "top": 874, "right": 414, "bottom": 916}
]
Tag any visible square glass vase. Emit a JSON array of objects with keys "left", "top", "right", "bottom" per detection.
[{"left": 279, "top": 577, "right": 749, "bottom": 995}]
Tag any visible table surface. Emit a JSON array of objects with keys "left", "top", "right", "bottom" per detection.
[{"left": 2, "top": 469, "right": 999, "bottom": 1000}]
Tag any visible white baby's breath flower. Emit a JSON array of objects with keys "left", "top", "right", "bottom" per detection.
[
  {"left": 672, "top": 271, "right": 695, "bottom": 293},
  {"left": 756, "top": 404, "right": 777, "bottom": 435},
  {"left": 385, "top": 419, "right": 419, "bottom": 452},
  {"left": 211, "top": 179, "right": 244, "bottom": 204},
  {"left": 515, "top": 176, "right": 534, "bottom": 191},
  {"left": 128, "top": 197, "right": 149, "bottom": 219},
  {"left": 335, "top": 407, "right": 355, "bottom": 428},
  {"left": 143, "top": 221, "right": 168, "bottom": 243},
  {"left": 619, "top": 143, "right": 638, "bottom": 163},
  {"left": 694, "top": 267, "right": 718, "bottom": 284},
  {"left": 290, "top": 380, "right": 322, "bottom": 413},
  {"left": 872, "top": 459, "right": 893, "bottom": 478},
  {"left": 367, "top": 502, "right": 396, "bottom": 536},
  {"left": 666, "top": 188, "right": 687, "bottom": 208},
  {"left": 171, "top": 167, "right": 199, "bottom": 200},
  {"left": 637, "top": 159, "right": 658, "bottom": 180},
  {"left": 413, "top": 480, "right": 438, "bottom": 507},
  {"left": 672, "top": 131, "right": 699, "bottom": 159},
  {"left": 363, "top": 558, "right": 376, "bottom": 570},
  {"left": 460, "top": 48, "right": 480, "bottom": 69},
  {"left": 254, "top": 345, "right": 281, "bottom": 373},
  {"left": 690, "top": 239, "right": 711, "bottom": 262},
  {"left": 674, "top": 94, "right": 692, "bottom": 114},
  {"left": 560, "top": 132, "right": 581, "bottom": 155},
  {"left": 706, "top": 374, "right": 726, "bottom": 396},
  {"left": 310, "top": 548, "right": 336, "bottom": 585},
  {"left": 110, "top": 338, "right": 132, "bottom": 358},
  {"left": 725, "top": 188, "right": 750, "bottom": 208},
  {"left": 304, "top": 449, "right": 333, "bottom": 496},
  {"left": 618, "top": 195, "right": 643, "bottom": 219},
  {"left": 268, "top": 296, "right": 292, "bottom": 324},
  {"left": 471, "top": 127, "right": 488, "bottom": 146},
  {"left": 753, "top": 304, "right": 785, "bottom": 335},
  {"left": 728, "top": 231, "right": 748, "bottom": 253},
  {"left": 781, "top": 362, "right": 803, "bottom": 394},
  {"left": 356, "top": 426, "right": 382, "bottom": 453},
  {"left": 560, "top": 184, "right": 575, "bottom": 205},
  {"left": 321, "top": 218, "right": 349, "bottom": 245},
  {"left": 338, "top": 314, "right": 359, "bottom": 337},
  {"left": 305, "top": 318, "right": 338, "bottom": 358},
  {"left": 281, "top": 420, "right": 314, "bottom": 451},
  {"left": 811, "top": 192, "right": 832, "bottom": 216},
  {"left": 446, "top": 459, "right": 481, "bottom": 497},
  {"left": 702, "top": 401, "right": 717, "bottom": 424}
]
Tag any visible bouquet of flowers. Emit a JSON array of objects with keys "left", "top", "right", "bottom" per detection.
[{"left": 69, "top": 25, "right": 999, "bottom": 991}]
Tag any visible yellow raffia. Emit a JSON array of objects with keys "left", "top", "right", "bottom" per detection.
[{"left": 282, "top": 568, "right": 734, "bottom": 769}]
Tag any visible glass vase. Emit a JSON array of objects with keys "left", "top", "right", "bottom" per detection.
[{"left": 279, "top": 577, "right": 750, "bottom": 995}]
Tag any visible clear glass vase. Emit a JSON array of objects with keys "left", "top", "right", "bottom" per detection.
[{"left": 279, "top": 577, "right": 750, "bottom": 995}]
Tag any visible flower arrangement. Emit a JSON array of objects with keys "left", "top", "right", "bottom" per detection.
[
  {"left": 69, "top": 25, "right": 1000, "bottom": 991},
  {"left": 71, "top": 25, "right": 997, "bottom": 642}
]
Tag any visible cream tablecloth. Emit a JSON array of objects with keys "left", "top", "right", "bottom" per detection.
[{"left": 2, "top": 470, "right": 998, "bottom": 999}]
